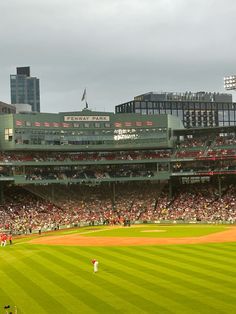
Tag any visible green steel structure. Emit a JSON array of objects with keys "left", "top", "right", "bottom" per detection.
[
  {"left": 0, "top": 109, "right": 182, "bottom": 186},
  {"left": 0, "top": 108, "right": 236, "bottom": 198},
  {"left": 0, "top": 109, "right": 182, "bottom": 151}
]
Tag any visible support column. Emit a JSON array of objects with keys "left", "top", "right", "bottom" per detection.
[
  {"left": 168, "top": 179, "right": 172, "bottom": 201},
  {"left": 112, "top": 182, "right": 116, "bottom": 209},
  {"left": 51, "top": 185, "right": 55, "bottom": 202},
  {"left": 218, "top": 175, "right": 222, "bottom": 198},
  {"left": 0, "top": 183, "right": 4, "bottom": 204}
]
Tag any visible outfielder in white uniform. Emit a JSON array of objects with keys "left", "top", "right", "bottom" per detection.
[{"left": 92, "top": 259, "right": 99, "bottom": 273}]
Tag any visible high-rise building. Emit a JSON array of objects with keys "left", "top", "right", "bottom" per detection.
[
  {"left": 10, "top": 66, "right": 40, "bottom": 112},
  {"left": 115, "top": 91, "right": 235, "bottom": 128}
]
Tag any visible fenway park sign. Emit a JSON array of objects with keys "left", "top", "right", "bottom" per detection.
[{"left": 64, "top": 116, "right": 110, "bottom": 122}]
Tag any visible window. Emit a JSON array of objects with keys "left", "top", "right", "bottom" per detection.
[
  {"left": 94, "top": 122, "right": 100, "bottom": 128},
  {"left": 4, "top": 128, "right": 13, "bottom": 141},
  {"left": 104, "top": 123, "right": 111, "bottom": 128},
  {"left": 84, "top": 123, "right": 90, "bottom": 128}
]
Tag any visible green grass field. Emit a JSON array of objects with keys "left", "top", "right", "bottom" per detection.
[{"left": 1, "top": 225, "right": 236, "bottom": 314}]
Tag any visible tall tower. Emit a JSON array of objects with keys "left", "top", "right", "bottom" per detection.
[{"left": 10, "top": 66, "right": 40, "bottom": 112}]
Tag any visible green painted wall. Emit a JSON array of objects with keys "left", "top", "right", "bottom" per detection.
[{"left": 0, "top": 111, "right": 183, "bottom": 151}]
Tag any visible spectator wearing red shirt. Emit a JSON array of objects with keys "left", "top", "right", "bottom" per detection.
[{"left": 1, "top": 234, "right": 7, "bottom": 246}]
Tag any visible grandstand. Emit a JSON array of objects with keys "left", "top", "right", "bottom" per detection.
[{"left": 0, "top": 109, "right": 236, "bottom": 234}]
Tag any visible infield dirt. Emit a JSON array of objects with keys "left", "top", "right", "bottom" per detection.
[{"left": 30, "top": 226, "right": 236, "bottom": 246}]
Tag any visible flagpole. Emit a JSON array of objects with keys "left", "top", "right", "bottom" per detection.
[
  {"left": 85, "top": 90, "right": 88, "bottom": 109},
  {"left": 81, "top": 88, "right": 89, "bottom": 109},
  {"left": 85, "top": 88, "right": 88, "bottom": 109}
]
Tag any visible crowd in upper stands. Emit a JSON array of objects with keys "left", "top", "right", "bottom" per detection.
[
  {"left": 1, "top": 134, "right": 236, "bottom": 181},
  {"left": 0, "top": 182, "right": 236, "bottom": 234},
  {"left": 0, "top": 150, "right": 171, "bottom": 163},
  {"left": 25, "top": 167, "right": 155, "bottom": 181},
  {"left": 175, "top": 134, "right": 236, "bottom": 158},
  {"left": 0, "top": 134, "right": 236, "bottom": 166}
]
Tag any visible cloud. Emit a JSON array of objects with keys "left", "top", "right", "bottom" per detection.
[{"left": 0, "top": 0, "right": 236, "bottom": 112}]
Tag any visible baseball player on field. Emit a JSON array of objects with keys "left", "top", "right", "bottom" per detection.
[{"left": 92, "top": 259, "right": 99, "bottom": 273}]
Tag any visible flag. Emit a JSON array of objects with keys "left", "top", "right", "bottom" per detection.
[
  {"left": 81, "top": 88, "right": 86, "bottom": 101},
  {"left": 85, "top": 101, "right": 88, "bottom": 109},
  {"left": 125, "top": 122, "right": 132, "bottom": 127},
  {"left": 62, "top": 123, "right": 70, "bottom": 128},
  {"left": 16, "top": 120, "right": 23, "bottom": 126}
]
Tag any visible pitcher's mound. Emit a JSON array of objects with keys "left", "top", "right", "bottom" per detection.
[{"left": 141, "top": 230, "right": 166, "bottom": 233}]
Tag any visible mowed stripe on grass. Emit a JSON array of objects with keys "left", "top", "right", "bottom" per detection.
[{"left": 0, "top": 242, "right": 236, "bottom": 313}]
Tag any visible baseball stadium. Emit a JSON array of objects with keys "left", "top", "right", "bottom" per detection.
[{"left": 0, "top": 109, "right": 236, "bottom": 313}]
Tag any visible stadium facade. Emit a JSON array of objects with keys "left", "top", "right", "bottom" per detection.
[
  {"left": 0, "top": 108, "right": 236, "bottom": 232},
  {"left": 0, "top": 109, "right": 235, "bottom": 200},
  {"left": 0, "top": 109, "right": 182, "bottom": 188},
  {"left": 0, "top": 101, "right": 16, "bottom": 115},
  {"left": 115, "top": 91, "right": 236, "bottom": 128}
]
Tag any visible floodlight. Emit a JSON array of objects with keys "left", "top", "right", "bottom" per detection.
[{"left": 224, "top": 75, "right": 236, "bottom": 90}]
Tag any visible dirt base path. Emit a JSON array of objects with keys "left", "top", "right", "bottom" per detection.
[{"left": 30, "top": 226, "right": 236, "bottom": 246}]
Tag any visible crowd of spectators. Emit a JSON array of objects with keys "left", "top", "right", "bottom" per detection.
[
  {"left": 214, "top": 135, "right": 236, "bottom": 146},
  {"left": 25, "top": 167, "right": 155, "bottom": 181},
  {"left": 175, "top": 134, "right": 236, "bottom": 159},
  {"left": 175, "top": 150, "right": 204, "bottom": 158},
  {"left": 1, "top": 135, "right": 236, "bottom": 172},
  {"left": 159, "top": 183, "right": 236, "bottom": 222},
  {"left": 177, "top": 137, "right": 209, "bottom": 148},
  {"left": 171, "top": 160, "right": 236, "bottom": 174},
  {"left": 0, "top": 182, "right": 236, "bottom": 234},
  {"left": 206, "top": 148, "right": 236, "bottom": 158},
  {"left": 0, "top": 150, "right": 171, "bottom": 163},
  {"left": 1, "top": 131, "right": 236, "bottom": 233}
]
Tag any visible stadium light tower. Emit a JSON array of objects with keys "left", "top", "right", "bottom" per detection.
[{"left": 224, "top": 75, "right": 236, "bottom": 90}]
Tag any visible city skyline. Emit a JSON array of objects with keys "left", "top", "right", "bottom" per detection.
[{"left": 0, "top": 0, "right": 236, "bottom": 113}]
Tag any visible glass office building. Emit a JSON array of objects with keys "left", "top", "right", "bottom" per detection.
[
  {"left": 115, "top": 92, "right": 236, "bottom": 128},
  {"left": 10, "top": 67, "right": 40, "bottom": 112}
]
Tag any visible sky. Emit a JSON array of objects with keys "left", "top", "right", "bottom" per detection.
[{"left": 0, "top": 0, "right": 236, "bottom": 113}]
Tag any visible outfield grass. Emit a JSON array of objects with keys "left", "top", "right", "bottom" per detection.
[{"left": 0, "top": 226, "right": 236, "bottom": 313}]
